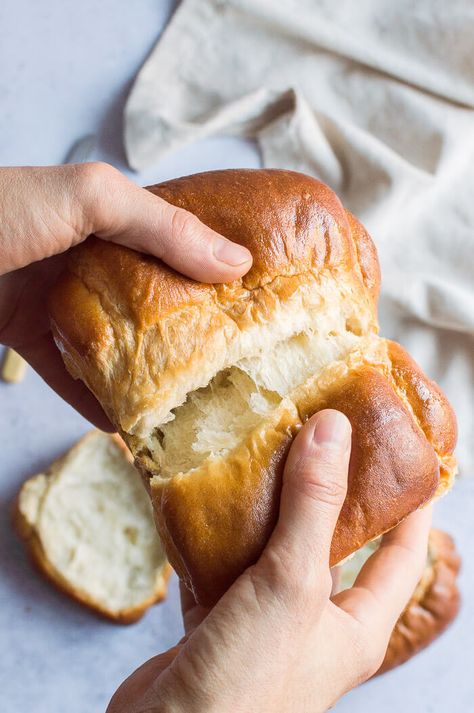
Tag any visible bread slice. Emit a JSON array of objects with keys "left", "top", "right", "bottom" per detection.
[
  {"left": 14, "top": 431, "right": 171, "bottom": 624},
  {"left": 337, "top": 529, "right": 461, "bottom": 675}
]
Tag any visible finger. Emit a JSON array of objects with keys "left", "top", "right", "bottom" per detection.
[
  {"left": 106, "top": 648, "right": 182, "bottom": 713},
  {"left": 330, "top": 566, "right": 341, "bottom": 596},
  {"left": 18, "top": 333, "right": 114, "bottom": 431},
  {"left": 82, "top": 163, "right": 253, "bottom": 283},
  {"left": 334, "top": 507, "right": 432, "bottom": 638},
  {"left": 179, "top": 581, "right": 210, "bottom": 634},
  {"left": 264, "top": 410, "right": 352, "bottom": 585}
]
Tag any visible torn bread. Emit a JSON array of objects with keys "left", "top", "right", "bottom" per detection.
[
  {"left": 14, "top": 431, "right": 171, "bottom": 623},
  {"left": 48, "top": 169, "right": 457, "bottom": 605}
]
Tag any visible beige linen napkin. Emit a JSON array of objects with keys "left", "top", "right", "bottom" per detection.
[{"left": 125, "top": 0, "right": 474, "bottom": 476}]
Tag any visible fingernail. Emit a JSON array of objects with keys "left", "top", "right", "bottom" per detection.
[
  {"left": 213, "top": 238, "right": 252, "bottom": 267},
  {"left": 313, "top": 410, "right": 351, "bottom": 447}
]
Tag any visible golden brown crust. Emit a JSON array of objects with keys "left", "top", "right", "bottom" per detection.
[
  {"left": 49, "top": 169, "right": 379, "bottom": 435},
  {"left": 151, "top": 170, "right": 360, "bottom": 291},
  {"left": 387, "top": 340, "right": 457, "bottom": 457},
  {"left": 47, "top": 169, "right": 457, "bottom": 607},
  {"left": 147, "top": 404, "right": 299, "bottom": 603},
  {"left": 147, "top": 344, "right": 452, "bottom": 605},
  {"left": 305, "top": 366, "right": 441, "bottom": 565},
  {"left": 345, "top": 210, "right": 381, "bottom": 305},
  {"left": 379, "top": 529, "right": 461, "bottom": 674}
]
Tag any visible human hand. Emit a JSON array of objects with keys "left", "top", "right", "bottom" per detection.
[
  {"left": 107, "top": 409, "right": 431, "bottom": 713},
  {"left": 0, "top": 163, "right": 252, "bottom": 427}
]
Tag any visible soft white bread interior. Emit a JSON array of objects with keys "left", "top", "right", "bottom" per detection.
[
  {"left": 147, "top": 329, "right": 359, "bottom": 479},
  {"left": 14, "top": 431, "right": 170, "bottom": 624},
  {"left": 48, "top": 169, "right": 457, "bottom": 606}
]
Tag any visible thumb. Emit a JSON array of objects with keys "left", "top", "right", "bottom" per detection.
[
  {"left": 84, "top": 163, "right": 253, "bottom": 282},
  {"left": 106, "top": 647, "right": 182, "bottom": 713},
  {"left": 265, "top": 409, "right": 352, "bottom": 592}
]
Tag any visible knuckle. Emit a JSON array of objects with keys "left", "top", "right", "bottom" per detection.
[
  {"left": 169, "top": 207, "right": 203, "bottom": 249},
  {"left": 76, "top": 160, "right": 117, "bottom": 189},
  {"left": 413, "top": 545, "right": 428, "bottom": 580},
  {"left": 351, "top": 630, "right": 386, "bottom": 683},
  {"left": 256, "top": 546, "right": 294, "bottom": 595},
  {"left": 73, "top": 162, "right": 126, "bottom": 234},
  {"left": 74, "top": 161, "right": 119, "bottom": 206},
  {"left": 363, "top": 648, "right": 385, "bottom": 681},
  {"left": 312, "top": 442, "right": 348, "bottom": 470},
  {"left": 297, "top": 568, "right": 332, "bottom": 604},
  {"left": 293, "top": 458, "right": 347, "bottom": 508},
  {"left": 256, "top": 546, "right": 331, "bottom": 612}
]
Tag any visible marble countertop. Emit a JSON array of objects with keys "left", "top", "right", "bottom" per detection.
[{"left": 1, "top": 2, "right": 472, "bottom": 711}]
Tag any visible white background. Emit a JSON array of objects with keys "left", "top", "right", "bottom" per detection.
[{"left": 0, "top": 1, "right": 472, "bottom": 711}]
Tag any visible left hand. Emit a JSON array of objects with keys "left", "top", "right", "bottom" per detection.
[{"left": 0, "top": 163, "right": 252, "bottom": 427}]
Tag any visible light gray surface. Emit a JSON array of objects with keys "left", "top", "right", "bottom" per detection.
[{"left": 0, "top": 2, "right": 471, "bottom": 711}]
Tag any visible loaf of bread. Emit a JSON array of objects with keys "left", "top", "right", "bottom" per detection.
[
  {"left": 337, "top": 529, "right": 461, "bottom": 675},
  {"left": 14, "top": 431, "right": 171, "bottom": 623},
  {"left": 48, "top": 169, "right": 457, "bottom": 605}
]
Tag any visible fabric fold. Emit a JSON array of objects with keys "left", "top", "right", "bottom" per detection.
[{"left": 125, "top": 0, "right": 474, "bottom": 476}]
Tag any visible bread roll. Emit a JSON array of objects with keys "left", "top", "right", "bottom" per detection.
[
  {"left": 380, "top": 529, "right": 461, "bottom": 674},
  {"left": 48, "top": 169, "right": 457, "bottom": 605},
  {"left": 337, "top": 529, "right": 461, "bottom": 674},
  {"left": 14, "top": 431, "right": 171, "bottom": 623}
]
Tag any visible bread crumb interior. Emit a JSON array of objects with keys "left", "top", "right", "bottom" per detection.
[
  {"left": 146, "top": 329, "right": 359, "bottom": 478},
  {"left": 19, "top": 434, "right": 166, "bottom": 611}
]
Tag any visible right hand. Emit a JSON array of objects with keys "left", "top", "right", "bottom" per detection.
[{"left": 108, "top": 409, "right": 431, "bottom": 713}]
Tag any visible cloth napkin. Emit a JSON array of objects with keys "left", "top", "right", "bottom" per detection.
[{"left": 125, "top": 0, "right": 474, "bottom": 477}]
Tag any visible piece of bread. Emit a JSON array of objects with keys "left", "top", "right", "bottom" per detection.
[
  {"left": 337, "top": 529, "right": 461, "bottom": 674},
  {"left": 14, "top": 431, "right": 171, "bottom": 623},
  {"left": 48, "top": 169, "right": 457, "bottom": 606}
]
